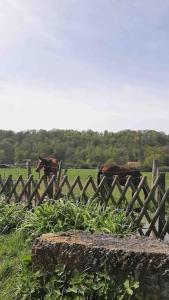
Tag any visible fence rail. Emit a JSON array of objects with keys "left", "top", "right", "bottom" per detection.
[{"left": 0, "top": 169, "right": 169, "bottom": 240}]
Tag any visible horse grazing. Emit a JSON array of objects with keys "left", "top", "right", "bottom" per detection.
[
  {"left": 35, "top": 155, "right": 59, "bottom": 179},
  {"left": 97, "top": 164, "right": 148, "bottom": 198}
]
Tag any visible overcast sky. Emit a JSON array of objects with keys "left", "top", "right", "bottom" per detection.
[{"left": 1, "top": 0, "right": 169, "bottom": 133}]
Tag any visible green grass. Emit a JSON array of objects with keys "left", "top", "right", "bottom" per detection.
[
  {"left": 1, "top": 168, "right": 169, "bottom": 208},
  {"left": 0, "top": 167, "right": 98, "bottom": 181},
  {"left": 0, "top": 231, "right": 31, "bottom": 300},
  {"left": 0, "top": 199, "right": 139, "bottom": 299},
  {"left": 19, "top": 199, "right": 136, "bottom": 242},
  {"left": 0, "top": 231, "right": 139, "bottom": 300},
  {"left": 1, "top": 167, "right": 169, "bottom": 186},
  {"left": 1, "top": 167, "right": 167, "bottom": 191}
]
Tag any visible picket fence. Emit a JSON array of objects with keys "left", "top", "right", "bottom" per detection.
[{"left": 0, "top": 166, "right": 169, "bottom": 240}]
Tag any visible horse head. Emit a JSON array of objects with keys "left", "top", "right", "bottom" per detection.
[{"left": 36, "top": 155, "right": 59, "bottom": 179}]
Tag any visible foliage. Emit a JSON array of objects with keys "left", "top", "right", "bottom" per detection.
[
  {"left": 0, "top": 231, "right": 31, "bottom": 300},
  {"left": 14, "top": 261, "right": 140, "bottom": 300},
  {"left": 0, "top": 129, "right": 169, "bottom": 169},
  {"left": 19, "top": 199, "right": 136, "bottom": 242},
  {"left": 0, "top": 199, "right": 140, "bottom": 299},
  {"left": 0, "top": 199, "right": 26, "bottom": 234},
  {"left": 0, "top": 233, "right": 140, "bottom": 300}
]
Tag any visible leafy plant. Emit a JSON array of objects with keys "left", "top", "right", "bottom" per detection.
[
  {"left": 0, "top": 231, "right": 31, "bottom": 300},
  {"left": 14, "top": 262, "right": 140, "bottom": 300},
  {"left": 0, "top": 199, "right": 26, "bottom": 234},
  {"left": 0, "top": 198, "right": 139, "bottom": 299},
  {"left": 19, "top": 198, "right": 136, "bottom": 242}
]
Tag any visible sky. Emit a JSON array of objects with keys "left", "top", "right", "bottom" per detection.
[{"left": 1, "top": 0, "right": 169, "bottom": 134}]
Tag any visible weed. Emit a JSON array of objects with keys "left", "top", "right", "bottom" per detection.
[{"left": 19, "top": 199, "right": 136, "bottom": 242}]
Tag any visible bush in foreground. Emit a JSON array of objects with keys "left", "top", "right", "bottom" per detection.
[
  {"left": 19, "top": 198, "right": 136, "bottom": 241},
  {"left": 0, "top": 198, "right": 139, "bottom": 299}
]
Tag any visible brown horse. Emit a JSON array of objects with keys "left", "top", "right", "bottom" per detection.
[
  {"left": 97, "top": 164, "right": 148, "bottom": 198},
  {"left": 35, "top": 155, "right": 59, "bottom": 179}
]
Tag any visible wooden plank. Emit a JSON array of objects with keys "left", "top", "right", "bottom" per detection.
[
  {"left": 135, "top": 175, "right": 162, "bottom": 225},
  {"left": 126, "top": 176, "right": 147, "bottom": 214},
  {"left": 146, "top": 188, "right": 169, "bottom": 237},
  {"left": 17, "top": 175, "right": 33, "bottom": 202},
  {"left": 91, "top": 176, "right": 107, "bottom": 201},
  {"left": 54, "top": 175, "right": 71, "bottom": 199},
  {"left": 31, "top": 177, "right": 42, "bottom": 202},
  {"left": 115, "top": 179, "right": 144, "bottom": 236},
  {"left": 79, "top": 177, "right": 90, "bottom": 201},
  {"left": 89, "top": 176, "right": 97, "bottom": 193},
  {"left": 143, "top": 180, "right": 158, "bottom": 209},
  {"left": 152, "top": 159, "right": 159, "bottom": 186},
  {"left": 39, "top": 175, "right": 56, "bottom": 203},
  {"left": 7, "top": 175, "right": 23, "bottom": 202},
  {"left": 29, "top": 176, "right": 45, "bottom": 206},
  {"left": 0, "top": 175, "right": 12, "bottom": 195},
  {"left": 160, "top": 201, "right": 169, "bottom": 239},
  {"left": 104, "top": 175, "right": 119, "bottom": 206},
  {"left": 55, "top": 160, "right": 63, "bottom": 195},
  {"left": 54, "top": 175, "right": 67, "bottom": 199},
  {"left": 115, "top": 179, "right": 128, "bottom": 208},
  {"left": 0, "top": 175, "right": 4, "bottom": 189},
  {"left": 131, "top": 178, "right": 158, "bottom": 237},
  {"left": 67, "top": 176, "right": 81, "bottom": 199},
  {"left": 116, "top": 176, "right": 131, "bottom": 207},
  {"left": 157, "top": 172, "right": 166, "bottom": 236}
]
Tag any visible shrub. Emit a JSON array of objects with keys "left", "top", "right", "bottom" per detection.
[
  {"left": 19, "top": 198, "right": 136, "bottom": 242},
  {"left": 0, "top": 199, "right": 26, "bottom": 234},
  {"left": 15, "top": 261, "right": 139, "bottom": 300}
]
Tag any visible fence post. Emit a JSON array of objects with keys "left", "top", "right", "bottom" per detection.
[
  {"left": 6, "top": 175, "right": 12, "bottom": 202},
  {"left": 57, "top": 160, "right": 63, "bottom": 186},
  {"left": 152, "top": 159, "right": 158, "bottom": 187},
  {"left": 54, "top": 160, "right": 63, "bottom": 198},
  {"left": 158, "top": 172, "right": 166, "bottom": 236},
  {"left": 26, "top": 160, "right": 32, "bottom": 204},
  {"left": 26, "top": 160, "right": 32, "bottom": 178}
]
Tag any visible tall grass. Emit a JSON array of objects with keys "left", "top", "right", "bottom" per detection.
[
  {"left": 0, "top": 198, "right": 139, "bottom": 299},
  {"left": 19, "top": 199, "right": 136, "bottom": 242},
  {"left": 1, "top": 167, "right": 168, "bottom": 187},
  {"left": 0, "top": 200, "right": 26, "bottom": 234},
  {"left": 0, "top": 231, "right": 31, "bottom": 300}
]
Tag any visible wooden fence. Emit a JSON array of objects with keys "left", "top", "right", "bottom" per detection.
[{"left": 0, "top": 162, "right": 169, "bottom": 240}]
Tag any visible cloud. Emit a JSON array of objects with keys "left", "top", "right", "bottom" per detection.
[
  {"left": 0, "top": 1, "right": 169, "bottom": 133},
  {"left": 0, "top": 79, "right": 169, "bottom": 133}
]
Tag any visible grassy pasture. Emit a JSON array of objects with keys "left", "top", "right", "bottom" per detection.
[
  {"left": 1, "top": 168, "right": 169, "bottom": 204},
  {"left": 1, "top": 166, "right": 169, "bottom": 185},
  {"left": 0, "top": 167, "right": 98, "bottom": 181}
]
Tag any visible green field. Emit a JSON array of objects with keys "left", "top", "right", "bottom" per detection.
[
  {"left": 1, "top": 167, "right": 169, "bottom": 186},
  {"left": 0, "top": 167, "right": 98, "bottom": 181}
]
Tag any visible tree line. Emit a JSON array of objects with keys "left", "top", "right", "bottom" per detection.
[{"left": 0, "top": 129, "right": 169, "bottom": 170}]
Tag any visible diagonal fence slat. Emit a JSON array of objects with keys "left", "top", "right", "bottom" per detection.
[
  {"left": 39, "top": 175, "right": 56, "bottom": 204},
  {"left": 79, "top": 176, "right": 92, "bottom": 201},
  {"left": 0, "top": 175, "right": 4, "bottom": 190},
  {"left": 135, "top": 175, "right": 163, "bottom": 226},
  {"left": 7, "top": 175, "right": 23, "bottom": 202},
  {"left": 0, "top": 175, "right": 12, "bottom": 195},
  {"left": 126, "top": 176, "right": 147, "bottom": 214},
  {"left": 1, "top": 172, "right": 169, "bottom": 239},
  {"left": 17, "top": 175, "right": 33, "bottom": 203},
  {"left": 104, "top": 175, "right": 119, "bottom": 206},
  {"left": 29, "top": 176, "right": 45, "bottom": 206},
  {"left": 129, "top": 179, "right": 158, "bottom": 237},
  {"left": 145, "top": 188, "right": 169, "bottom": 236},
  {"left": 116, "top": 176, "right": 132, "bottom": 207},
  {"left": 91, "top": 176, "right": 108, "bottom": 200}
]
